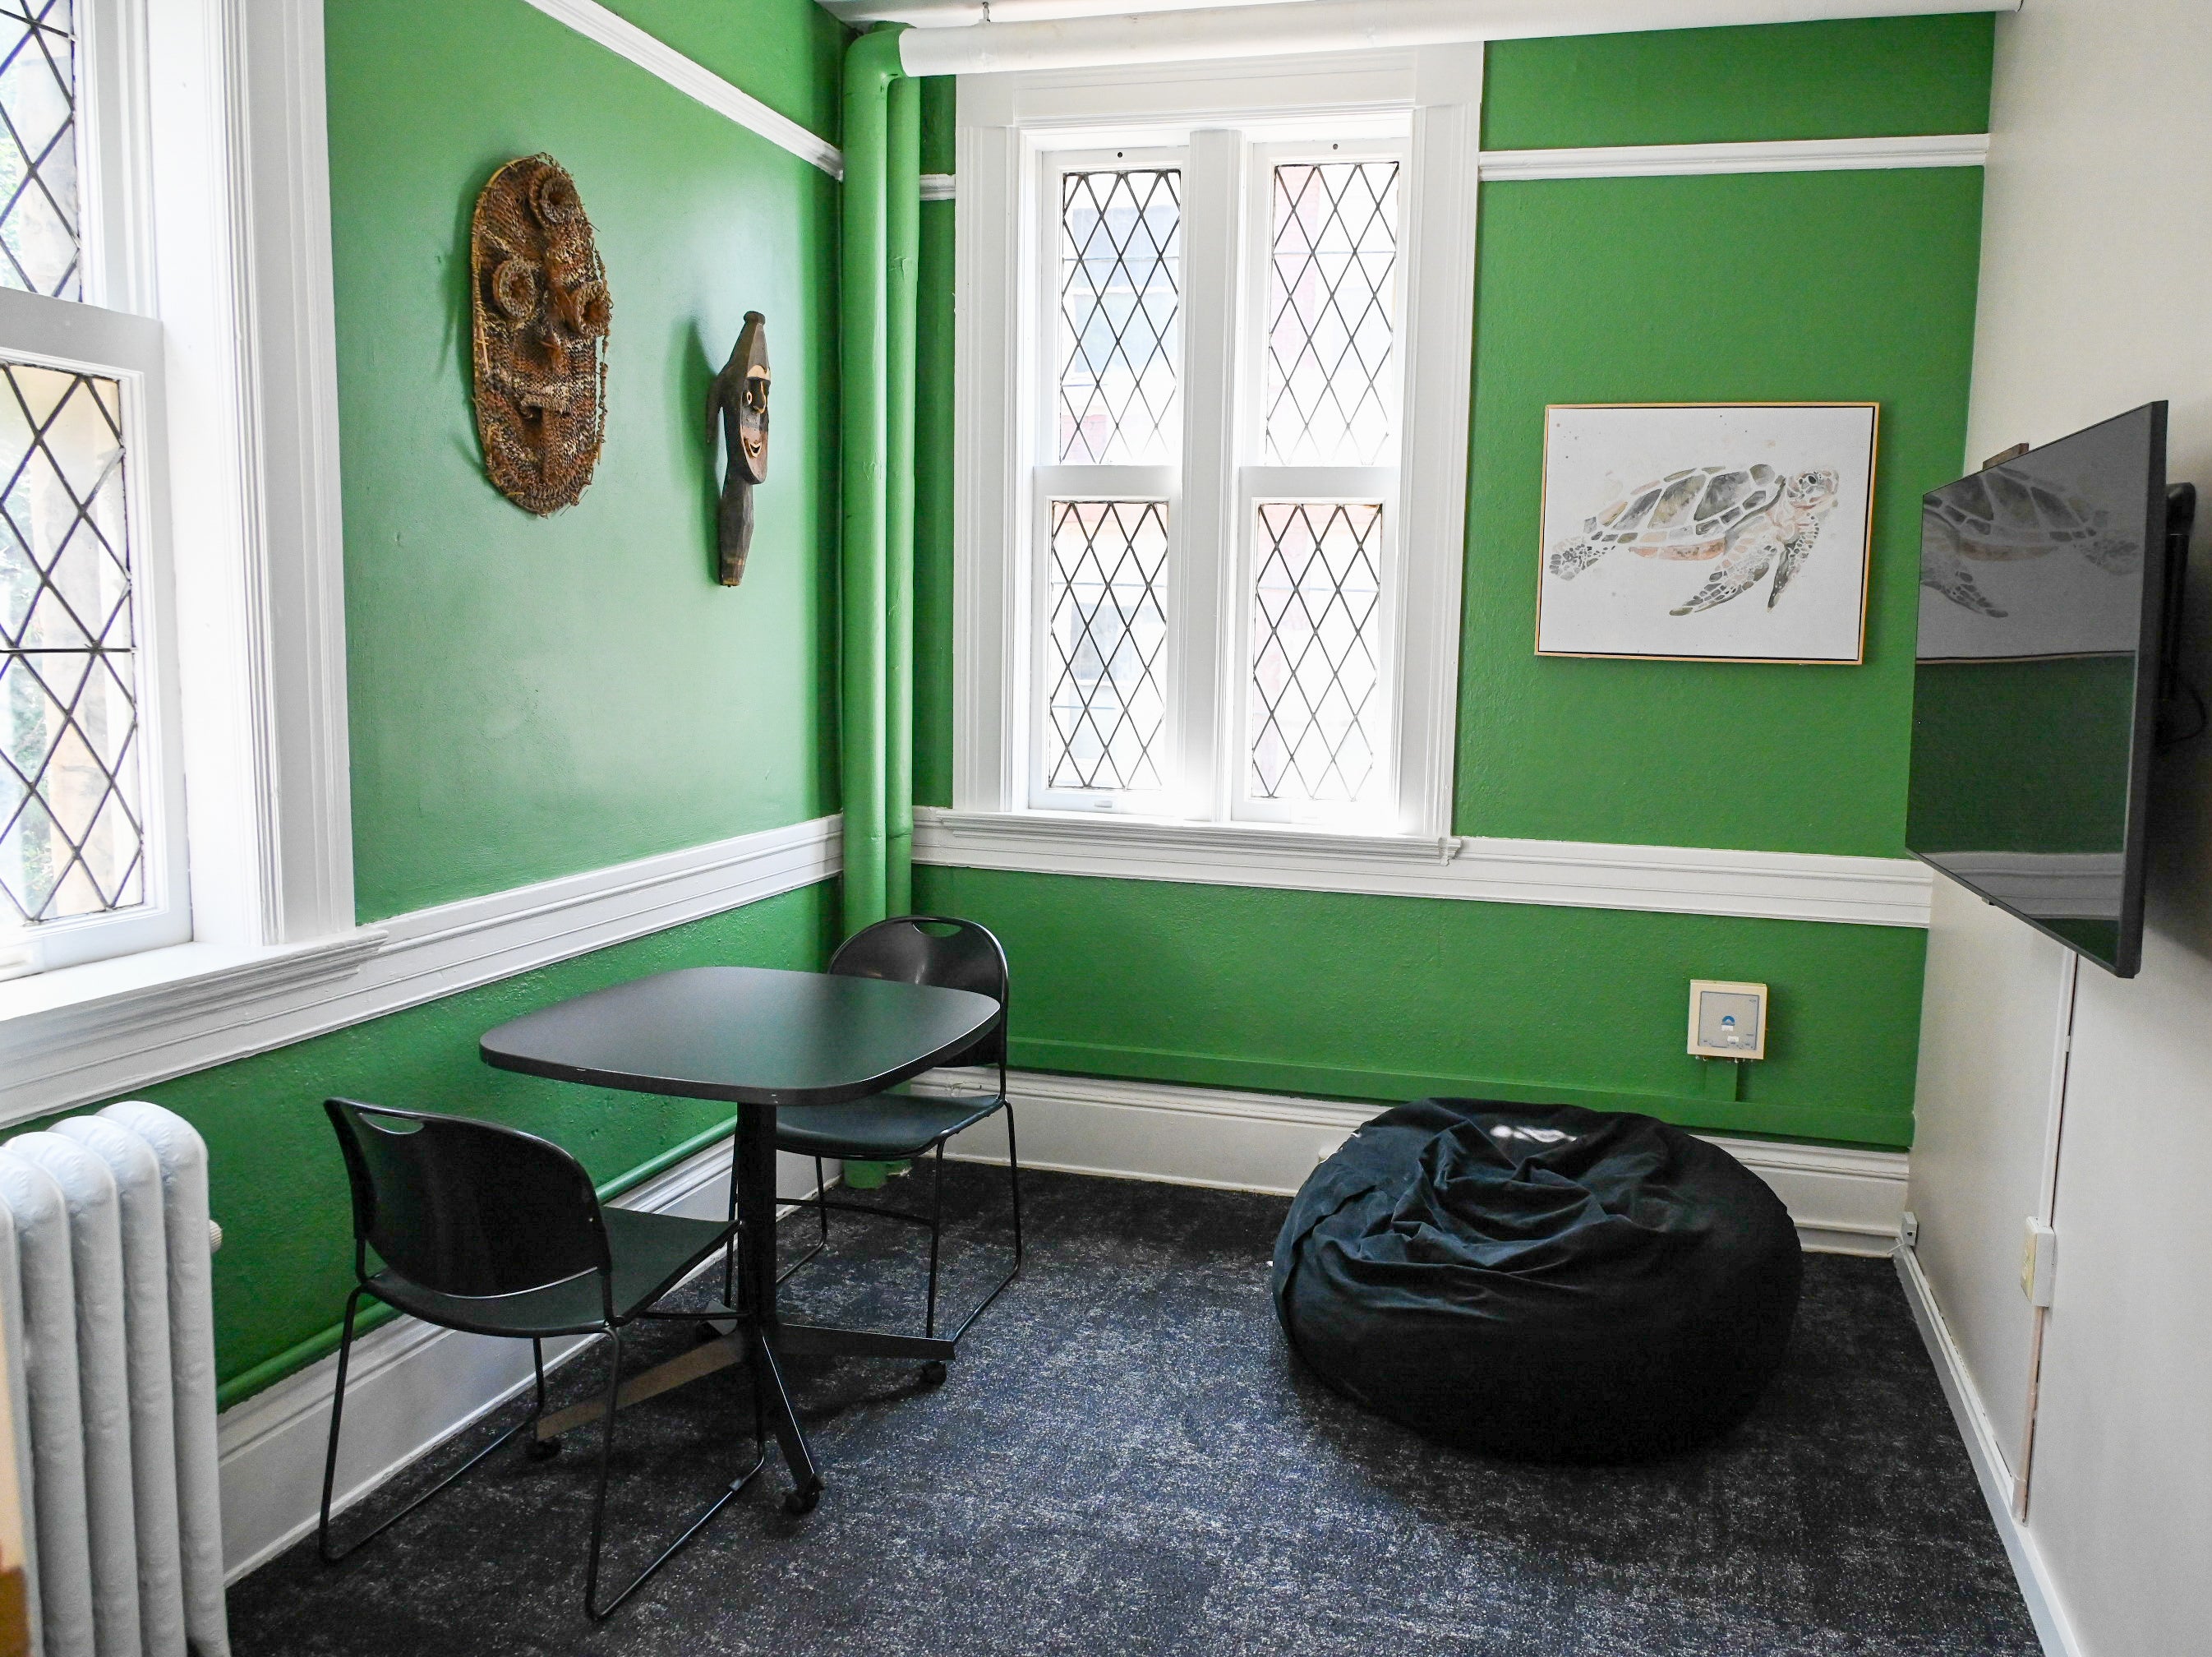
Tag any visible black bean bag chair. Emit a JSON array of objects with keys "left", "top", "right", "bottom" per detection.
[{"left": 1271, "top": 1098, "right": 1802, "bottom": 1462}]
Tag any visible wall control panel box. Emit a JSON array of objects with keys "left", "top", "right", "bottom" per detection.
[{"left": 1688, "top": 980, "right": 1768, "bottom": 1059}]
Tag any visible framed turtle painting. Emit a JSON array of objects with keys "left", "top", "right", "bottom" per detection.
[{"left": 1535, "top": 402, "right": 1880, "bottom": 664}]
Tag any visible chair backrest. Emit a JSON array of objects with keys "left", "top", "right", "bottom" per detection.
[
  {"left": 829, "top": 916, "right": 1010, "bottom": 1073},
  {"left": 324, "top": 1098, "right": 610, "bottom": 1302}
]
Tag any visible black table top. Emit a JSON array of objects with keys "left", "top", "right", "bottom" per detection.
[{"left": 478, "top": 966, "right": 1001, "bottom": 1109}]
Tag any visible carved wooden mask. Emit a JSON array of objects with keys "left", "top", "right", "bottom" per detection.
[{"left": 469, "top": 155, "right": 611, "bottom": 515}]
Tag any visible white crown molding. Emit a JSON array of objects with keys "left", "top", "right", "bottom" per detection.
[
  {"left": 910, "top": 1065, "right": 1910, "bottom": 1255},
  {"left": 900, "top": 0, "right": 2020, "bottom": 77},
  {"left": 1896, "top": 1246, "right": 2085, "bottom": 1657},
  {"left": 914, "top": 807, "right": 1934, "bottom": 927},
  {"left": 1478, "top": 132, "right": 1990, "bottom": 182},
  {"left": 0, "top": 817, "right": 841, "bottom": 1127},
  {"left": 519, "top": 0, "right": 843, "bottom": 178}
]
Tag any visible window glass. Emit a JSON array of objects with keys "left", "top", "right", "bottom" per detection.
[
  {"left": 1057, "top": 168, "right": 1180, "bottom": 464},
  {"left": 0, "top": 360, "right": 142, "bottom": 929},
  {"left": 1248, "top": 500, "right": 1383, "bottom": 805},
  {"left": 1043, "top": 498, "right": 1169, "bottom": 792},
  {"left": 0, "top": 0, "right": 80, "bottom": 301},
  {"left": 1263, "top": 161, "right": 1398, "bottom": 466}
]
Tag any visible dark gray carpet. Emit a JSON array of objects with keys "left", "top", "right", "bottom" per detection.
[{"left": 229, "top": 1165, "right": 2039, "bottom": 1656}]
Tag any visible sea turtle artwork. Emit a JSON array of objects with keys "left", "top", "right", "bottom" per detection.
[
  {"left": 1919, "top": 467, "right": 2140, "bottom": 619},
  {"left": 1548, "top": 464, "right": 1842, "bottom": 616}
]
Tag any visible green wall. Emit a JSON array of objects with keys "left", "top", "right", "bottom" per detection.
[
  {"left": 911, "top": 17, "right": 1994, "bottom": 1150},
  {"left": 330, "top": 0, "right": 844, "bottom": 922},
  {"left": 1460, "top": 166, "right": 1984, "bottom": 853},
  {"left": 1480, "top": 14, "right": 1992, "bottom": 147},
  {"left": 12, "top": 0, "right": 855, "bottom": 1404}
]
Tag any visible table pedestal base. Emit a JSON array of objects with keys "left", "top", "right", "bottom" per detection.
[{"left": 533, "top": 1098, "right": 961, "bottom": 1510}]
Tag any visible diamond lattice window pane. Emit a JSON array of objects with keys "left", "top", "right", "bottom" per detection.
[
  {"left": 1264, "top": 161, "right": 1399, "bottom": 466},
  {"left": 1058, "top": 168, "right": 1180, "bottom": 464},
  {"left": 0, "top": 2, "right": 79, "bottom": 301},
  {"left": 1, "top": 361, "right": 142, "bottom": 927},
  {"left": 1248, "top": 501, "right": 1383, "bottom": 805},
  {"left": 1044, "top": 499, "right": 1169, "bottom": 792}
]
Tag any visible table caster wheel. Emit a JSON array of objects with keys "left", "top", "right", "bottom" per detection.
[
  {"left": 919, "top": 1359, "right": 948, "bottom": 1387},
  {"left": 526, "top": 1436, "right": 562, "bottom": 1462},
  {"left": 782, "top": 1479, "right": 823, "bottom": 1517}
]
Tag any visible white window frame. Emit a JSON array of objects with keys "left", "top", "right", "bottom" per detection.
[
  {"left": 954, "top": 47, "right": 1480, "bottom": 847},
  {"left": 0, "top": 0, "right": 357, "bottom": 997}
]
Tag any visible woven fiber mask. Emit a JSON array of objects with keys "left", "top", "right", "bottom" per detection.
[{"left": 469, "top": 155, "right": 611, "bottom": 515}]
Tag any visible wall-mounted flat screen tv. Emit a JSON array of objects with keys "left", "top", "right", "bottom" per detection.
[{"left": 1906, "top": 402, "right": 2191, "bottom": 978}]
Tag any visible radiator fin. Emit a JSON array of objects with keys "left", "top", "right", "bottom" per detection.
[{"left": 0, "top": 1104, "right": 229, "bottom": 1657}]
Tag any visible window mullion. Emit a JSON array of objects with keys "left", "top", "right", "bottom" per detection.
[{"left": 1171, "top": 128, "right": 1243, "bottom": 824}]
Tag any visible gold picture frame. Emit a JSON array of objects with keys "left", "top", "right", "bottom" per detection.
[{"left": 1533, "top": 401, "right": 1880, "bottom": 666}]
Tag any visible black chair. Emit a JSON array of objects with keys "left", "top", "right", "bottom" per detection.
[
  {"left": 770, "top": 916, "right": 1022, "bottom": 1375},
  {"left": 318, "top": 1098, "right": 758, "bottom": 1619}
]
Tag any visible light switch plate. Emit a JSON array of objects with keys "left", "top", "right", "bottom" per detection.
[{"left": 1688, "top": 980, "right": 1767, "bottom": 1059}]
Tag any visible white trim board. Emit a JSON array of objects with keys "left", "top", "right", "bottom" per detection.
[
  {"left": 913, "top": 1067, "right": 1910, "bottom": 1256},
  {"left": 920, "top": 172, "right": 956, "bottom": 201},
  {"left": 214, "top": 1136, "right": 835, "bottom": 1585},
  {"left": 915, "top": 807, "right": 1935, "bottom": 929},
  {"left": 1477, "top": 133, "right": 1989, "bottom": 182},
  {"left": 1896, "top": 1245, "right": 2083, "bottom": 1657},
  {"left": 901, "top": 0, "right": 2021, "bottom": 76},
  {"left": 519, "top": 0, "right": 843, "bottom": 178},
  {"left": 0, "top": 816, "right": 841, "bottom": 1126}
]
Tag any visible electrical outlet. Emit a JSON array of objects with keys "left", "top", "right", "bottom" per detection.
[
  {"left": 1899, "top": 1210, "right": 1920, "bottom": 1250},
  {"left": 2020, "top": 1218, "right": 2058, "bottom": 1308},
  {"left": 1688, "top": 980, "right": 1767, "bottom": 1059}
]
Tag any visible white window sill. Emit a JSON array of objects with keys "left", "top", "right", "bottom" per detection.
[
  {"left": 931, "top": 806, "right": 1455, "bottom": 858},
  {"left": 0, "top": 930, "right": 386, "bottom": 1073},
  {"left": 910, "top": 805, "right": 1933, "bottom": 930}
]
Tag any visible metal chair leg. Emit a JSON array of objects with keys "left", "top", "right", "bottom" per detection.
[
  {"left": 320, "top": 1289, "right": 551, "bottom": 1564},
  {"left": 721, "top": 1152, "right": 742, "bottom": 1310},
  {"left": 1005, "top": 1101, "right": 1025, "bottom": 1270},
  {"left": 583, "top": 1322, "right": 767, "bottom": 1620},
  {"left": 815, "top": 1156, "right": 830, "bottom": 1247},
  {"left": 316, "top": 1288, "right": 366, "bottom": 1563},
  {"left": 924, "top": 1142, "right": 947, "bottom": 1341}
]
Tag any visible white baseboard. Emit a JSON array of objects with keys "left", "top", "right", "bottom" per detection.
[
  {"left": 214, "top": 1141, "right": 830, "bottom": 1584},
  {"left": 1895, "top": 1245, "right": 2082, "bottom": 1657},
  {"left": 914, "top": 1068, "right": 1909, "bottom": 1257}
]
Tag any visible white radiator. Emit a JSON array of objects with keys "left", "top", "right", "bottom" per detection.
[{"left": 0, "top": 1102, "right": 228, "bottom": 1657}]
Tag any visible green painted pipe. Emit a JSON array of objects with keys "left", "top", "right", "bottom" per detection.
[
  {"left": 838, "top": 25, "right": 908, "bottom": 939},
  {"left": 885, "top": 73, "right": 920, "bottom": 916}
]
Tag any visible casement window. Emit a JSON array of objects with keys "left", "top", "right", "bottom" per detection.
[
  {"left": 956, "top": 52, "right": 1480, "bottom": 846},
  {"left": 0, "top": 0, "right": 355, "bottom": 991},
  {"left": 0, "top": 0, "right": 185, "bottom": 976}
]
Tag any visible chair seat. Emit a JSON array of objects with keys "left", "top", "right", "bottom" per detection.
[
  {"left": 366, "top": 1207, "right": 735, "bottom": 1337},
  {"left": 773, "top": 1089, "right": 1006, "bottom": 1160}
]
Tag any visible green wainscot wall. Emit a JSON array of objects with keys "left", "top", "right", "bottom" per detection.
[
  {"left": 328, "top": 0, "right": 843, "bottom": 923},
  {"left": 908, "top": 18, "right": 1986, "bottom": 1148},
  {"left": 64, "top": 884, "right": 837, "bottom": 1405},
  {"left": 917, "top": 867, "right": 1924, "bottom": 1150}
]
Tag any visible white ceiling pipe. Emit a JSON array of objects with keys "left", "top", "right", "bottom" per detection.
[
  {"left": 823, "top": 0, "right": 1292, "bottom": 25},
  {"left": 899, "top": 0, "right": 2019, "bottom": 76}
]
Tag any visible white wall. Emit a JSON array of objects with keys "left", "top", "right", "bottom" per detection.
[{"left": 1909, "top": 1, "right": 2212, "bottom": 1651}]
